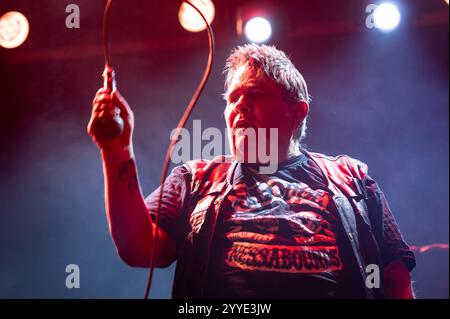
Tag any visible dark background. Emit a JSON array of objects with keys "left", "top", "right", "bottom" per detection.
[{"left": 0, "top": 0, "right": 448, "bottom": 298}]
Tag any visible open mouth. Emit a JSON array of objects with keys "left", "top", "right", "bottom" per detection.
[{"left": 233, "top": 118, "right": 255, "bottom": 130}]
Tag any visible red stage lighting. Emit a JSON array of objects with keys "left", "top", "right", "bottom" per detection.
[
  {"left": 179, "top": 0, "right": 215, "bottom": 32},
  {"left": 0, "top": 11, "right": 29, "bottom": 49}
]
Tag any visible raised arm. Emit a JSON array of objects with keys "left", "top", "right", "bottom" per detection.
[{"left": 87, "top": 88, "right": 176, "bottom": 268}]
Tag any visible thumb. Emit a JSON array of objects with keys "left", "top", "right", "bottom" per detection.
[{"left": 111, "top": 89, "right": 133, "bottom": 120}]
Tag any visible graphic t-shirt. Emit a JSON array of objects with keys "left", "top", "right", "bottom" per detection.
[
  {"left": 146, "top": 152, "right": 416, "bottom": 299},
  {"left": 204, "top": 154, "right": 355, "bottom": 298}
]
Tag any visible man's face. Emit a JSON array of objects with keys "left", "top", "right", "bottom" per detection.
[{"left": 224, "top": 65, "right": 298, "bottom": 163}]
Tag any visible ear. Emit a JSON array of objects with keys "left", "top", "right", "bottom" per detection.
[{"left": 291, "top": 100, "right": 309, "bottom": 127}]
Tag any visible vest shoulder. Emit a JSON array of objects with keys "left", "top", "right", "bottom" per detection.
[
  {"left": 308, "top": 151, "right": 368, "bottom": 179},
  {"left": 183, "top": 155, "right": 233, "bottom": 180}
]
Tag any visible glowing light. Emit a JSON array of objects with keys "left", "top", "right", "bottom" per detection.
[
  {"left": 445, "top": 0, "right": 449, "bottom": 5},
  {"left": 374, "top": 3, "right": 401, "bottom": 32},
  {"left": 178, "top": 0, "right": 215, "bottom": 32},
  {"left": 0, "top": 11, "right": 29, "bottom": 49},
  {"left": 244, "top": 17, "right": 272, "bottom": 43}
]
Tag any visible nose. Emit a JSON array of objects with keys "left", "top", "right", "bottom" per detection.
[{"left": 234, "top": 95, "right": 250, "bottom": 115}]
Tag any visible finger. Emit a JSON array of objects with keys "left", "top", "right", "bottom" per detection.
[
  {"left": 96, "top": 87, "right": 111, "bottom": 95},
  {"left": 92, "top": 94, "right": 122, "bottom": 117},
  {"left": 93, "top": 93, "right": 112, "bottom": 106},
  {"left": 94, "top": 93, "right": 111, "bottom": 102},
  {"left": 92, "top": 88, "right": 112, "bottom": 104},
  {"left": 111, "top": 89, "right": 133, "bottom": 118},
  {"left": 87, "top": 113, "right": 97, "bottom": 136},
  {"left": 92, "top": 101, "right": 108, "bottom": 115}
]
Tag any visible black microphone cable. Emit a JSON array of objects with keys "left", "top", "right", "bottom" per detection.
[
  {"left": 103, "top": 0, "right": 113, "bottom": 67},
  {"left": 145, "top": 0, "right": 215, "bottom": 300},
  {"left": 100, "top": 0, "right": 215, "bottom": 299},
  {"left": 93, "top": 0, "right": 124, "bottom": 140}
]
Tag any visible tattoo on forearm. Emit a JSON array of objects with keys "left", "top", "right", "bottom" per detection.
[{"left": 118, "top": 160, "right": 139, "bottom": 193}]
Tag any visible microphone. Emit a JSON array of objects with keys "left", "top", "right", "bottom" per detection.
[{"left": 91, "top": 65, "right": 125, "bottom": 139}]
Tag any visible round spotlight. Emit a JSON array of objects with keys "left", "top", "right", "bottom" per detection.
[
  {"left": 0, "top": 11, "right": 30, "bottom": 49},
  {"left": 179, "top": 0, "right": 215, "bottom": 32},
  {"left": 244, "top": 17, "right": 272, "bottom": 43},
  {"left": 374, "top": 3, "right": 401, "bottom": 32}
]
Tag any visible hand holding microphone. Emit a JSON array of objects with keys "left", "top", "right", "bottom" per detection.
[
  {"left": 93, "top": 65, "right": 124, "bottom": 139},
  {"left": 87, "top": 66, "right": 134, "bottom": 154}
]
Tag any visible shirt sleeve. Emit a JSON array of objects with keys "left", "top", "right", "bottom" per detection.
[
  {"left": 144, "top": 165, "right": 192, "bottom": 250},
  {"left": 364, "top": 175, "right": 416, "bottom": 272}
]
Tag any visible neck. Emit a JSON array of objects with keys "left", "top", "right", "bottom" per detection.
[{"left": 279, "top": 139, "right": 302, "bottom": 163}]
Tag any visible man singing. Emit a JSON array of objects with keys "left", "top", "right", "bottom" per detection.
[{"left": 88, "top": 44, "right": 415, "bottom": 299}]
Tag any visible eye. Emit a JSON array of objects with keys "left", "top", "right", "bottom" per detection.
[
  {"left": 228, "top": 94, "right": 239, "bottom": 104},
  {"left": 250, "top": 90, "right": 265, "bottom": 99},
  {"left": 228, "top": 96, "right": 235, "bottom": 103},
  {"left": 248, "top": 92, "right": 258, "bottom": 100}
]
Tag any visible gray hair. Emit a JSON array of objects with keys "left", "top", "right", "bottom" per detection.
[{"left": 224, "top": 44, "right": 311, "bottom": 142}]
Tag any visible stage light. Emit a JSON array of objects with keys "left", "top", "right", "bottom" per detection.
[
  {"left": 178, "top": 0, "right": 215, "bottom": 32},
  {"left": 0, "top": 11, "right": 29, "bottom": 49},
  {"left": 374, "top": 3, "right": 401, "bottom": 32},
  {"left": 244, "top": 17, "right": 272, "bottom": 44},
  {"left": 445, "top": 0, "right": 449, "bottom": 5}
]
